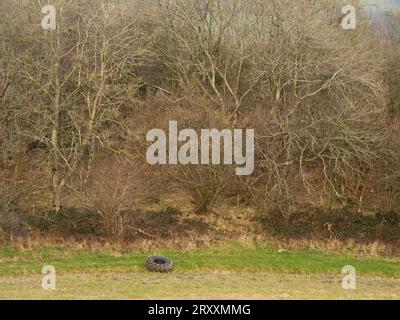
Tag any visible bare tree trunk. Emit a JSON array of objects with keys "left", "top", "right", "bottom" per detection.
[
  {"left": 51, "top": 52, "right": 63, "bottom": 212},
  {"left": 52, "top": 176, "right": 65, "bottom": 213}
]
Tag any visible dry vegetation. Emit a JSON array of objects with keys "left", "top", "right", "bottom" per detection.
[
  {"left": 2, "top": 271, "right": 400, "bottom": 300},
  {"left": 0, "top": 0, "right": 400, "bottom": 249}
]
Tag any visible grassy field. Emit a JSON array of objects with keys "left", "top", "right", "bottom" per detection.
[{"left": 1, "top": 242, "right": 399, "bottom": 299}]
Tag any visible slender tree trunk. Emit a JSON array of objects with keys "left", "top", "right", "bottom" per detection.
[{"left": 51, "top": 51, "right": 63, "bottom": 213}]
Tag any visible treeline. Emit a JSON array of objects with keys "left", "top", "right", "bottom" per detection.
[{"left": 0, "top": 0, "right": 400, "bottom": 240}]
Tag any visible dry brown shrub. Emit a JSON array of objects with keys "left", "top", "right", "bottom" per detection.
[{"left": 71, "top": 158, "right": 153, "bottom": 239}]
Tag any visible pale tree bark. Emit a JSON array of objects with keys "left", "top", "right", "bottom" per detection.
[{"left": 2, "top": 0, "right": 150, "bottom": 212}]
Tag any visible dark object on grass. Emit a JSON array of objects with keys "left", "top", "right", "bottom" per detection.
[{"left": 146, "top": 256, "right": 173, "bottom": 273}]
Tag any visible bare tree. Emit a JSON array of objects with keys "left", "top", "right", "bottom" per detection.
[
  {"left": 152, "top": 0, "right": 386, "bottom": 210},
  {"left": 1, "top": 0, "right": 151, "bottom": 212}
]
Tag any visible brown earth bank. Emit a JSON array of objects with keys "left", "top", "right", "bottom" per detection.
[{"left": 2, "top": 201, "right": 400, "bottom": 257}]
